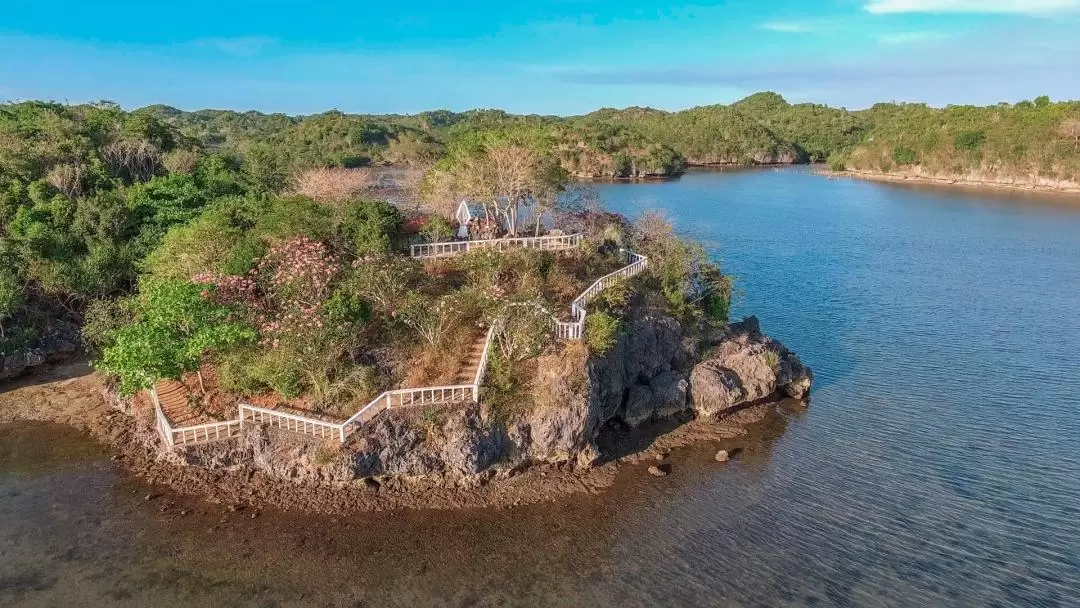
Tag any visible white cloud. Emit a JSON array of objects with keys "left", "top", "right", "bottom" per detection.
[
  {"left": 761, "top": 21, "right": 815, "bottom": 33},
  {"left": 878, "top": 31, "right": 952, "bottom": 44},
  {"left": 865, "top": 0, "right": 1079, "bottom": 14}
]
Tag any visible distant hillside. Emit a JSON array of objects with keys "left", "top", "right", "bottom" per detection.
[
  {"left": 135, "top": 93, "right": 1080, "bottom": 184},
  {"left": 838, "top": 98, "right": 1080, "bottom": 188}
]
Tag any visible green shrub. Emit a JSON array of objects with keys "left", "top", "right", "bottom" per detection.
[
  {"left": 596, "top": 276, "right": 631, "bottom": 314},
  {"left": 81, "top": 296, "right": 135, "bottom": 354},
  {"left": 762, "top": 349, "right": 780, "bottom": 370},
  {"left": 585, "top": 311, "right": 621, "bottom": 355},
  {"left": 0, "top": 273, "right": 24, "bottom": 343},
  {"left": 954, "top": 131, "right": 987, "bottom": 152},
  {"left": 339, "top": 199, "right": 403, "bottom": 257},
  {"left": 321, "top": 289, "right": 372, "bottom": 328},
  {"left": 97, "top": 279, "right": 256, "bottom": 395},
  {"left": 420, "top": 215, "right": 455, "bottom": 243},
  {"left": 891, "top": 147, "right": 917, "bottom": 166},
  {"left": 254, "top": 196, "right": 334, "bottom": 243},
  {"left": 827, "top": 152, "right": 847, "bottom": 171}
]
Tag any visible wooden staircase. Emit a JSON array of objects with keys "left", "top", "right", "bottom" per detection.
[
  {"left": 452, "top": 333, "right": 489, "bottom": 387},
  {"left": 154, "top": 379, "right": 202, "bottom": 426}
]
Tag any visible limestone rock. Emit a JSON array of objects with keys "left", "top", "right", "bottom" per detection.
[{"left": 690, "top": 316, "right": 812, "bottom": 417}]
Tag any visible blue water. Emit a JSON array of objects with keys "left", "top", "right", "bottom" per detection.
[
  {"left": 595, "top": 168, "right": 1080, "bottom": 607},
  {"left": 3, "top": 168, "right": 1079, "bottom": 607}
]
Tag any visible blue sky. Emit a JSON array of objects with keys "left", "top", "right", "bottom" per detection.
[{"left": 2, "top": 0, "right": 1078, "bottom": 115}]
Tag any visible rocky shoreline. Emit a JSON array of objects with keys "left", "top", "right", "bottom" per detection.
[
  {"left": 0, "top": 316, "right": 812, "bottom": 514},
  {"left": 823, "top": 168, "right": 1080, "bottom": 199}
]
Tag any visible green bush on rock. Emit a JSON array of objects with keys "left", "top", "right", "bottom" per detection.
[{"left": 97, "top": 279, "right": 256, "bottom": 395}]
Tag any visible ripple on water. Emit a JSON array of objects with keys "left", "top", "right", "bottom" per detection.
[{"left": 2, "top": 169, "right": 1080, "bottom": 607}]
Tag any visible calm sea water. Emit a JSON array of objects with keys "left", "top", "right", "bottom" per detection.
[{"left": 3, "top": 168, "right": 1079, "bottom": 607}]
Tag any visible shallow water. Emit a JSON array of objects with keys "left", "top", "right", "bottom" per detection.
[{"left": 3, "top": 168, "right": 1080, "bottom": 607}]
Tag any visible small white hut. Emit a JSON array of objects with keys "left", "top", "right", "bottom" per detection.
[
  {"left": 455, "top": 199, "right": 554, "bottom": 237},
  {"left": 455, "top": 201, "right": 488, "bottom": 226}
]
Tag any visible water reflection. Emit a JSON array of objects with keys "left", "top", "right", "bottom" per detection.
[{"left": 0, "top": 400, "right": 799, "bottom": 607}]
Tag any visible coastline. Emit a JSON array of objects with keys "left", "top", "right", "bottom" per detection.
[
  {"left": 0, "top": 360, "right": 790, "bottom": 515},
  {"left": 821, "top": 168, "right": 1080, "bottom": 201}
]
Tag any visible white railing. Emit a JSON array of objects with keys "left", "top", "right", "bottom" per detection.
[
  {"left": 473, "top": 324, "right": 497, "bottom": 388},
  {"left": 151, "top": 387, "right": 242, "bottom": 447},
  {"left": 153, "top": 243, "right": 647, "bottom": 447},
  {"left": 239, "top": 404, "right": 342, "bottom": 441},
  {"left": 387, "top": 384, "right": 477, "bottom": 408},
  {"left": 554, "top": 249, "right": 649, "bottom": 342},
  {"left": 411, "top": 233, "right": 582, "bottom": 259}
]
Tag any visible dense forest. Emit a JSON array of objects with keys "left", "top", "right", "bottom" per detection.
[
  {"left": 1, "top": 92, "right": 1079, "bottom": 377},
  {"left": 134, "top": 91, "right": 1080, "bottom": 183},
  {"left": 0, "top": 98, "right": 730, "bottom": 405}
]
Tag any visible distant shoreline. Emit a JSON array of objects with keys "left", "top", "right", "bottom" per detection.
[{"left": 820, "top": 168, "right": 1080, "bottom": 200}]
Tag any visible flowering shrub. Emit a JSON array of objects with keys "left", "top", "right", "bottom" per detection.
[
  {"left": 398, "top": 292, "right": 460, "bottom": 347},
  {"left": 193, "top": 236, "right": 343, "bottom": 347}
]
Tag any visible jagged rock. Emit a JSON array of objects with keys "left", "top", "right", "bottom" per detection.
[
  {"left": 647, "top": 465, "right": 668, "bottom": 477},
  {"left": 620, "top": 370, "right": 688, "bottom": 428},
  {"left": 576, "top": 443, "right": 601, "bottom": 468},
  {"left": 690, "top": 316, "right": 812, "bottom": 417},
  {"left": 158, "top": 314, "right": 809, "bottom": 488},
  {"left": 622, "top": 384, "right": 658, "bottom": 428}
]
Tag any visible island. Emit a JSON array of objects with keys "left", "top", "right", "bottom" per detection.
[{"left": 0, "top": 102, "right": 814, "bottom": 510}]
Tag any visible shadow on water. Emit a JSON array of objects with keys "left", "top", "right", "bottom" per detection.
[
  {"left": 0, "top": 396, "right": 802, "bottom": 607},
  {"left": 0, "top": 422, "right": 107, "bottom": 478}
]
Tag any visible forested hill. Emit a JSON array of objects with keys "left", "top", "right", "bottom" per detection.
[{"left": 134, "top": 92, "right": 1080, "bottom": 184}]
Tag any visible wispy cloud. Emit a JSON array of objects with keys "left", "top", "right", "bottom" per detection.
[
  {"left": 547, "top": 54, "right": 1080, "bottom": 88},
  {"left": 760, "top": 21, "right": 816, "bottom": 33},
  {"left": 191, "top": 37, "right": 277, "bottom": 57},
  {"left": 865, "top": 0, "right": 1079, "bottom": 15},
  {"left": 878, "top": 31, "right": 953, "bottom": 44}
]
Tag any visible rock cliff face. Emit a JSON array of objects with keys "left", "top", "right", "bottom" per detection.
[
  {"left": 689, "top": 316, "right": 812, "bottom": 417},
  {"left": 339, "top": 314, "right": 810, "bottom": 481},
  {"left": 166, "top": 314, "right": 811, "bottom": 484},
  {"left": 0, "top": 319, "right": 81, "bottom": 381}
]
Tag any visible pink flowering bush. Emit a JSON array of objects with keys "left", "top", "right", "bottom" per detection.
[{"left": 193, "top": 236, "right": 343, "bottom": 347}]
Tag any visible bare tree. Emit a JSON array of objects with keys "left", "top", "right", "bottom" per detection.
[
  {"left": 426, "top": 143, "right": 569, "bottom": 237},
  {"left": 488, "top": 145, "right": 535, "bottom": 236},
  {"left": 419, "top": 165, "right": 464, "bottom": 220},
  {"left": 163, "top": 149, "right": 200, "bottom": 175},
  {"left": 1058, "top": 118, "right": 1080, "bottom": 150},
  {"left": 291, "top": 167, "right": 380, "bottom": 203},
  {"left": 101, "top": 140, "right": 162, "bottom": 182},
  {"left": 46, "top": 163, "right": 86, "bottom": 199}
]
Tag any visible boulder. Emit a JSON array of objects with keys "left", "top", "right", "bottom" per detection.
[
  {"left": 690, "top": 316, "right": 812, "bottom": 417},
  {"left": 622, "top": 384, "right": 657, "bottom": 428},
  {"left": 647, "top": 465, "right": 668, "bottom": 477},
  {"left": 715, "top": 450, "right": 730, "bottom": 462}
]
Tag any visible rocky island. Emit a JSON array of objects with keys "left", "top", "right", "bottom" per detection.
[{"left": 0, "top": 102, "right": 811, "bottom": 513}]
